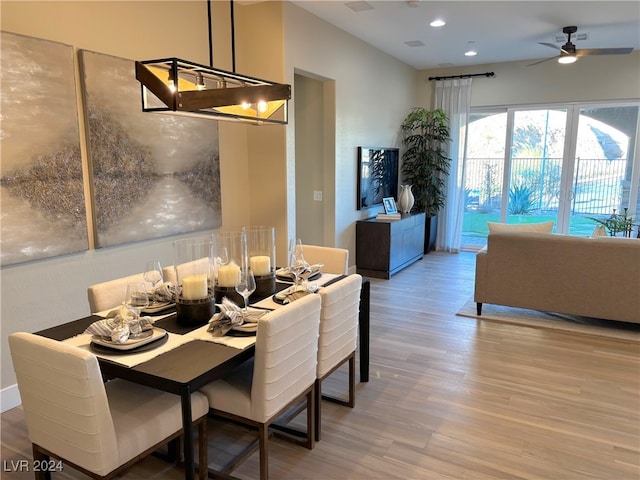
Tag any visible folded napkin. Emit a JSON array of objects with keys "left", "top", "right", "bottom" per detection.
[
  {"left": 273, "top": 285, "right": 313, "bottom": 305},
  {"left": 207, "top": 297, "right": 267, "bottom": 337},
  {"left": 149, "top": 282, "right": 176, "bottom": 303},
  {"left": 85, "top": 306, "right": 154, "bottom": 344}
]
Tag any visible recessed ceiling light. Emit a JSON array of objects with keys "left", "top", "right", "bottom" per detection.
[
  {"left": 430, "top": 19, "right": 445, "bottom": 27},
  {"left": 465, "top": 41, "right": 477, "bottom": 56}
]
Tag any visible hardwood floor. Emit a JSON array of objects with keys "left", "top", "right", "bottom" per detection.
[{"left": 2, "top": 252, "right": 639, "bottom": 479}]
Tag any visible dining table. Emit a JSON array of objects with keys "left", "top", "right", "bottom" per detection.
[{"left": 34, "top": 274, "right": 370, "bottom": 480}]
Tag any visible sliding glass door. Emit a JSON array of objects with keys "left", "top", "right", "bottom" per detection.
[
  {"left": 506, "top": 108, "right": 567, "bottom": 230},
  {"left": 566, "top": 105, "right": 639, "bottom": 235},
  {"left": 462, "top": 102, "right": 639, "bottom": 248}
]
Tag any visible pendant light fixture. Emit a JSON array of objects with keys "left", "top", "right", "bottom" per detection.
[{"left": 135, "top": 0, "right": 290, "bottom": 125}]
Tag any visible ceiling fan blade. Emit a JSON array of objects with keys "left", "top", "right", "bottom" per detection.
[
  {"left": 576, "top": 47, "right": 634, "bottom": 56},
  {"left": 539, "top": 42, "right": 562, "bottom": 51},
  {"left": 527, "top": 56, "right": 556, "bottom": 67}
]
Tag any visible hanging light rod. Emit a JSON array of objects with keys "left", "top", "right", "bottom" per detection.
[
  {"left": 428, "top": 72, "right": 495, "bottom": 81},
  {"left": 135, "top": 58, "right": 290, "bottom": 124},
  {"left": 135, "top": 0, "right": 291, "bottom": 125}
]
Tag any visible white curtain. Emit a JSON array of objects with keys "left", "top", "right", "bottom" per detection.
[{"left": 434, "top": 78, "right": 472, "bottom": 253}]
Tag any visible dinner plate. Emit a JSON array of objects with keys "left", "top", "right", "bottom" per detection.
[
  {"left": 232, "top": 323, "right": 258, "bottom": 333},
  {"left": 142, "top": 302, "right": 175, "bottom": 314},
  {"left": 91, "top": 327, "right": 167, "bottom": 351}
]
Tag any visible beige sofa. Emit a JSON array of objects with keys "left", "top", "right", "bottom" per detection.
[{"left": 474, "top": 232, "right": 640, "bottom": 323}]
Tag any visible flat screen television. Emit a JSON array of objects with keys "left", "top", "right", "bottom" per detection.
[{"left": 357, "top": 146, "right": 399, "bottom": 210}]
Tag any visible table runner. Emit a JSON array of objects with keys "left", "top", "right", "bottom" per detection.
[
  {"left": 184, "top": 324, "right": 256, "bottom": 350},
  {"left": 63, "top": 332, "right": 195, "bottom": 367}
]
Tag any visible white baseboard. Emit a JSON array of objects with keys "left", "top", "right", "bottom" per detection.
[{"left": 1, "top": 384, "right": 21, "bottom": 413}]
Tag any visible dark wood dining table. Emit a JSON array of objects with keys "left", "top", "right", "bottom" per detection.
[{"left": 34, "top": 276, "right": 370, "bottom": 480}]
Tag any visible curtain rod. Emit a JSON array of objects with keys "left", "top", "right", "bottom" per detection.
[{"left": 428, "top": 72, "right": 495, "bottom": 81}]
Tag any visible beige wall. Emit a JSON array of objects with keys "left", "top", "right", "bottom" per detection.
[
  {"left": 2, "top": 0, "right": 637, "bottom": 403},
  {"left": 283, "top": 3, "right": 420, "bottom": 256},
  {"left": 0, "top": 1, "right": 421, "bottom": 401},
  {"left": 0, "top": 0, "right": 255, "bottom": 397},
  {"left": 419, "top": 52, "right": 640, "bottom": 108}
]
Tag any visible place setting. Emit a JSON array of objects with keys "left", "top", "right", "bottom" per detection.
[
  {"left": 86, "top": 282, "right": 169, "bottom": 353},
  {"left": 271, "top": 239, "right": 324, "bottom": 305}
]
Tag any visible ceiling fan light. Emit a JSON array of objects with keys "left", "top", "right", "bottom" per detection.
[{"left": 558, "top": 54, "right": 577, "bottom": 64}]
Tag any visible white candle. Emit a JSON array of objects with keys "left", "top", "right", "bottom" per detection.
[
  {"left": 217, "top": 264, "right": 241, "bottom": 287},
  {"left": 250, "top": 255, "right": 271, "bottom": 276},
  {"left": 182, "top": 274, "right": 208, "bottom": 300}
]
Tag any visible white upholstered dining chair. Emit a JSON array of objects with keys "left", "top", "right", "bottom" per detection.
[
  {"left": 87, "top": 272, "right": 147, "bottom": 313},
  {"left": 9, "top": 332, "right": 209, "bottom": 480},
  {"left": 314, "top": 273, "right": 362, "bottom": 440},
  {"left": 199, "top": 293, "right": 322, "bottom": 480},
  {"left": 301, "top": 244, "right": 349, "bottom": 275}
]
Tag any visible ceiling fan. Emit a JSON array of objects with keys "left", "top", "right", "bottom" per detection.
[{"left": 529, "top": 25, "right": 634, "bottom": 66}]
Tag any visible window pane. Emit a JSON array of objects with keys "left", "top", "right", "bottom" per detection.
[{"left": 570, "top": 105, "right": 639, "bottom": 236}]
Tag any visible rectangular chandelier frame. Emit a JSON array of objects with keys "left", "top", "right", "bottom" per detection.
[{"left": 135, "top": 58, "right": 290, "bottom": 124}]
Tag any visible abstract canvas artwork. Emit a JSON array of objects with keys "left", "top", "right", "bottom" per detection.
[
  {"left": 80, "top": 50, "right": 222, "bottom": 248},
  {"left": 0, "top": 32, "right": 88, "bottom": 266}
]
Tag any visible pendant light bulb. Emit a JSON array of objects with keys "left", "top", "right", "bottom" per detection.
[
  {"left": 195, "top": 72, "right": 206, "bottom": 91},
  {"left": 241, "top": 102, "right": 251, "bottom": 110},
  {"left": 257, "top": 101, "right": 268, "bottom": 113},
  {"left": 168, "top": 72, "right": 177, "bottom": 93}
]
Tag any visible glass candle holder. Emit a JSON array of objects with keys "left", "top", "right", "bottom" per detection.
[
  {"left": 243, "top": 225, "right": 276, "bottom": 299},
  {"left": 172, "top": 237, "right": 216, "bottom": 326}
]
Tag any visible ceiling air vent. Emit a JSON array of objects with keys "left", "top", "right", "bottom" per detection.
[{"left": 345, "top": 1, "right": 374, "bottom": 12}]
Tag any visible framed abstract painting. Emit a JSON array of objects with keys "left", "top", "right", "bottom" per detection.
[
  {"left": 80, "top": 50, "right": 222, "bottom": 248},
  {"left": 0, "top": 32, "right": 88, "bottom": 266}
]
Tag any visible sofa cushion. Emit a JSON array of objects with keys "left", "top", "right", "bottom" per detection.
[{"left": 487, "top": 221, "right": 554, "bottom": 234}]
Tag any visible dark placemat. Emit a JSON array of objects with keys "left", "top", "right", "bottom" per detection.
[{"left": 153, "top": 314, "right": 207, "bottom": 335}]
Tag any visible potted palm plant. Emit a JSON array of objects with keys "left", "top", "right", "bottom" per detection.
[{"left": 400, "top": 107, "right": 452, "bottom": 253}]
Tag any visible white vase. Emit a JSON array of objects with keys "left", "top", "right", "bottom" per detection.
[{"left": 398, "top": 184, "right": 415, "bottom": 213}]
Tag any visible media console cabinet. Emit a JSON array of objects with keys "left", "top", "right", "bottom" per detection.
[{"left": 356, "top": 212, "right": 425, "bottom": 279}]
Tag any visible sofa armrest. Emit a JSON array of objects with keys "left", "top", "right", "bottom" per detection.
[{"left": 473, "top": 246, "right": 488, "bottom": 303}]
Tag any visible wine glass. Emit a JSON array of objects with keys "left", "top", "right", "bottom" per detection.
[
  {"left": 235, "top": 270, "right": 256, "bottom": 318},
  {"left": 288, "top": 239, "right": 309, "bottom": 289},
  {"left": 124, "top": 282, "right": 149, "bottom": 334},
  {"left": 143, "top": 260, "right": 164, "bottom": 289}
]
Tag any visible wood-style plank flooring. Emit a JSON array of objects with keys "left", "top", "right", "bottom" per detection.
[{"left": 2, "top": 252, "right": 639, "bottom": 479}]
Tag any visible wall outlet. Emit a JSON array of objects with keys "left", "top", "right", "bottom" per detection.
[{"left": 313, "top": 191, "right": 323, "bottom": 201}]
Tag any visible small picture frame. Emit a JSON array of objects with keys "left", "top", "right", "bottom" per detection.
[{"left": 383, "top": 197, "right": 398, "bottom": 214}]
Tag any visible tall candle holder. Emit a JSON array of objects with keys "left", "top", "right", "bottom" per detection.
[
  {"left": 212, "top": 231, "right": 245, "bottom": 306},
  {"left": 173, "top": 237, "right": 216, "bottom": 326},
  {"left": 244, "top": 226, "right": 276, "bottom": 300}
]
